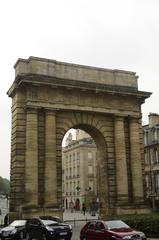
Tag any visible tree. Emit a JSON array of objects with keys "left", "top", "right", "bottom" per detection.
[{"left": 0, "top": 176, "right": 10, "bottom": 194}]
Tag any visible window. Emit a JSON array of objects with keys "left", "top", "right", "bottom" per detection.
[
  {"left": 73, "top": 182, "right": 75, "bottom": 193},
  {"left": 69, "top": 154, "right": 72, "bottom": 164},
  {"left": 88, "top": 180, "right": 93, "bottom": 191},
  {"left": 145, "top": 175, "right": 149, "bottom": 189},
  {"left": 154, "top": 148, "right": 159, "bottom": 164},
  {"left": 88, "top": 151, "right": 93, "bottom": 159},
  {"left": 66, "top": 183, "right": 68, "bottom": 192},
  {"left": 96, "top": 222, "right": 105, "bottom": 230},
  {"left": 88, "top": 165, "right": 93, "bottom": 174},
  {"left": 77, "top": 152, "right": 80, "bottom": 161},
  {"left": 77, "top": 166, "right": 80, "bottom": 177},
  {"left": 150, "top": 150, "right": 153, "bottom": 164},
  {"left": 88, "top": 222, "right": 96, "bottom": 229},
  {"left": 155, "top": 173, "right": 159, "bottom": 193},
  {"left": 73, "top": 167, "right": 75, "bottom": 177},
  {"left": 152, "top": 128, "right": 157, "bottom": 142},
  {"left": 66, "top": 156, "right": 68, "bottom": 165},
  {"left": 144, "top": 150, "right": 149, "bottom": 165},
  {"left": 144, "top": 130, "right": 149, "bottom": 145},
  {"left": 70, "top": 182, "right": 72, "bottom": 193},
  {"left": 77, "top": 181, "right": 80, "bottom": 195},
  {"left": 27, "top": 219, "right": 41, "bottom": 226},
  {"left": 66, "top": 168, "right": 68, "bottom": 179},
  {"left": 69, "top": 168, "right": 72, "bottom": 178}
]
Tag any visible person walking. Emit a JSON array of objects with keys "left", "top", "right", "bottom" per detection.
[
  {"left": 82, "top": 203, "right": 86, "bottom": 215},
  {"left": 4, "top": 214, "right": 9, "bottom": 227}
]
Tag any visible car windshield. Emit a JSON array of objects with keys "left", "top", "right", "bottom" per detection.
[
  {"left": 40, "top": 216, "right": 63, "bottom": 223},
  {"left": 105, "top": 220, "right": 130, "bottom": 230},
  {"left": 10, "top": 220, "right": 26, "bottom": 227},
  {"left": 41, "top": 220, "right": 59, "bottom": 226},
  {"left": 52, "top": 217, "right": 63, "bottom": 223}
]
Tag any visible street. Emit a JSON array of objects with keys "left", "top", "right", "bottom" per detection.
[{"left": 64, "top": 209, "right": 98, "bottom": 240}]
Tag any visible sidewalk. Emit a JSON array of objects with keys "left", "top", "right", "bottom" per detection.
[{"left": 63, "top": 209, "right": 98, "bottom": 221}]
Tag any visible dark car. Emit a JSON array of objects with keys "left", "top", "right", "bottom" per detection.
[
  {"left": 80, "top": 219, "right": 146, "bottom": 240},
  {"left": 0, "top": 220, "right": 26, "bottom": 240},
  {"left": 39, "top": 216, "right": 72, "bottom": 232},
  {"left": 25, "top": 217, "right": 72, "bottom": 240},
  {"left": 39, "top": 216, "right": 63, "bottom": 223}
]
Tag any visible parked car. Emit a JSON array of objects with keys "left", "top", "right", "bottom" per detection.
[
  {"left": 25, "top": 217, "right": 72, "bottom": 240},
  {"left": 39, "top": 216, "right": 72, "bottom": 231},
  {"left": 39, "top": 216, "right": 63, "bottom": 223},
  {"left": 80, "top": 219, "right": 146, "bottom": 240},
  {"left": 0, "top": 220, "right": 26, "bottom": 240}
]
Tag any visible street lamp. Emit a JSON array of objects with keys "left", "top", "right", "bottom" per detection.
[{"left": 84, "top": 187, "right": 92, "bottom": 210}]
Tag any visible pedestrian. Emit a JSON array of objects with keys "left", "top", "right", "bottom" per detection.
[
  {"left": 82, "top": 204, "right": 86, "bottom": 215},
  {"left": 4, "top": 213, "right": 9, "bottom": 227}
]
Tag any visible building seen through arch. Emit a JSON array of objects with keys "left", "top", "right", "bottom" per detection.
[{"left": 62, "top": 129, "right": 99, "bottom": 211}]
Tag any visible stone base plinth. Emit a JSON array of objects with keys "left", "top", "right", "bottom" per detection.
[
  {"left": 9, "top": 206, "right": 64, "bottom": 222},
  {"left": 99, "top": 204, "right": 151, "bottom": 220}
]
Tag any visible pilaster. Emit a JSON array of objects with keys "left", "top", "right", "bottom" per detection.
[
  {"left": 114, "top": 116, "right": 128, "bottom": 203},
  {"left": 129, "top": 116, "right": 144, "bottom": 202},
  {"left": 25, "top": 107, "right": 38, "bottom": 206},
  {"left": 44, "top": 109, "right": 57, "bottom": 207}
]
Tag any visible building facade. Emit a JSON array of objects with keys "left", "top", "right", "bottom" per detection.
[
  {"left": 144, "top": 113, "right": 159, "bottom": 211},
  {"left": 62, "top": 130, "right": 98, "bottom": 211}
]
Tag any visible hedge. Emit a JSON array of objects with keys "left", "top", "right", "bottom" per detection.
[{"left": 108, "top": 213, "right": 159, "bottom": 238}]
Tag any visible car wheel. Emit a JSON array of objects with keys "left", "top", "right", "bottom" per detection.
[
  {"left": 19, "top": 231, "right": 24, "bottom": 240},
  {"left": 26, "top": 232, "right": 31, "bottom": 240},
  {"left": 41, "top": 233, "right": 47, "bottom": 240},
  {"left": 82, "top": 237, "right": 87, "bottom": 240}
]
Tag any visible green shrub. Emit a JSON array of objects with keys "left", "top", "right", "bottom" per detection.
[
  {"left": 0, "top": 176, "right": 10, "bottom": 194},
  {"left": 109, "top": 213, "right": 159, "bottom": 237}
]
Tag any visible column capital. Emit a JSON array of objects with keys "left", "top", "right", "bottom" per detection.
[
  {"left": 128, "top": 115, "right": 142, "bottom": 122},
  {"left": 25, "top": 106, "right": 39, "bottom": 114},
  {"left": 45, "top": 108, "right": 57, "bottom": 116},
  {"left": 114, "top": 115, "right": 125, "bottom": 121}
]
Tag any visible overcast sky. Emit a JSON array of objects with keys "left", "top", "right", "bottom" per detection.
[{"left": 0, "top": 0, "right": 159, "bottom": 179}]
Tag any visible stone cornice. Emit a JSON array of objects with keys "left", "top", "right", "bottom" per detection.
[
  {"left": 8, "top": 73, "right": 152, "bottom": 101},
  {"left": 14, "top": 56, "right": 138, "bottom": 87}
]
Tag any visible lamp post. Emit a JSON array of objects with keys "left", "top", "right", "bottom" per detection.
[
  {"left": 75, "top": 186, "right": 80, "bottom": 210},
  {"left": 84, "top": 187, "right": 92, "bottom": 210}
]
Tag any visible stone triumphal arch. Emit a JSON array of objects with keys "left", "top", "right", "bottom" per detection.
[{"left": 8, "top": 56, "right": 151, "bottom": 220}]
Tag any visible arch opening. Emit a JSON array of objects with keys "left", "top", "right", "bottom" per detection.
[{"left": 61, "top": 124, "right": 109, "bottom": 218}]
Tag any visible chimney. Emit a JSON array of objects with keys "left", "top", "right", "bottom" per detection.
[{"left": 148, "top": 113, "right": 159, "bottom": 128}]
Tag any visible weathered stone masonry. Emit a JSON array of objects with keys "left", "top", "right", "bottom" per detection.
[{"left": 7, "top": 56, "right": 151, "bottom": 219}]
